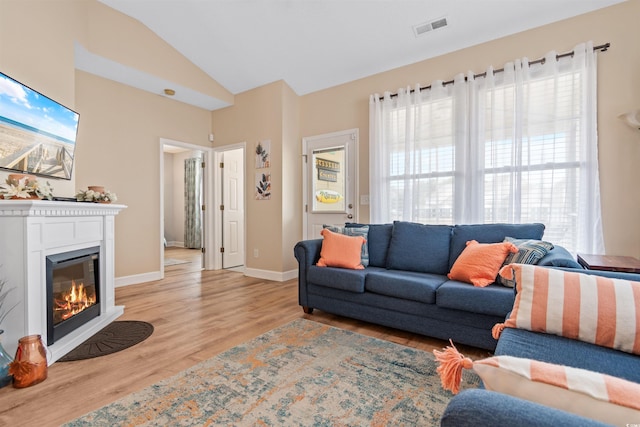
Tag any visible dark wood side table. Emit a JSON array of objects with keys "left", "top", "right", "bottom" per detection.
[{"left": 577, "top": 253, "right": 640, "bottom": 274}]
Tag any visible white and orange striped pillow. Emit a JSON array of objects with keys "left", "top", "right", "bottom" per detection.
[
  {"left": 474, "top": 355, "right": 640, "bottom": 425},
  {"left": 496, "top": 264, "right": 640, "bottom": 355}
]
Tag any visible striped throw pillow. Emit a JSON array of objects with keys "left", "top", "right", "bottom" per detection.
[
  {"left": 496, "top": 264, "right": 640, "bottom": 355},
  {"left": 474, "top": 355, "right": 640, "bottom": 425},
  {"left": 496, "top": 237, "right": 554, "bottom": 287}
]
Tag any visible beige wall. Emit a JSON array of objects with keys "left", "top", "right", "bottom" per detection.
[
  {"left": 163, "top": 152, "right": 177, "bottom": 243},
  {"left": 75, "top": 71, "right": 212, "bottom": 276},
  {"left": 281, "top": 82, "right": 302, "bottom": 272},
  {"left": 212, "top": 81, "right": 286, "bottom": 271},
  {"left": 1, "top": 0, "right": 217, "bottom": 278},
  {"left": 211, "top": 80, "right": 302, "bottom": 273},
  {"left": 1, "top": 0, "right": 638, "bottom": 283},
  {"left": 300, "top": 0, "right": 640, "bottom": 258},
  {"left": 0, "top": 0, "right": 84, "bottom": 196}
]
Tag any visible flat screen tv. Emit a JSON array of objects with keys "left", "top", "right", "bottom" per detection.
[{"left": 0, "top": 71, "right": 79, "bottom": 180}]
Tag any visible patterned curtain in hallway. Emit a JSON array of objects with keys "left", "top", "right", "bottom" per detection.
[{"left": 184, "top": 157, "right": 202, "bottom": 249}]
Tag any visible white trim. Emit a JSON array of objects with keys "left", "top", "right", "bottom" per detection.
[
  {"left": 115, "top": 271, "right": 163, "bottom": 288},
  {"left": 244, "top": 268, "right": 298, "bottom": 282}
]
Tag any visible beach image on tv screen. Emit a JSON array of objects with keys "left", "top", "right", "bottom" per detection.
[{"left": 0, "top": 72, "right": 79, "bottom": 180}]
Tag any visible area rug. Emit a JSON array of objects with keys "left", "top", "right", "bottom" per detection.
[
  {"left": 164, "top": 258, "right": 190, "bottom": 266},
  {"left": 64, "top": 319, "right": 480, "bottom": 426},
  {"left": 59, "top": 321, "right": 154, "bottom": 362}
]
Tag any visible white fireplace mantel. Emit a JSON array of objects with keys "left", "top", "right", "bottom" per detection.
[{"left": 0, "top": 200, "right": 126, "bottom": 363}]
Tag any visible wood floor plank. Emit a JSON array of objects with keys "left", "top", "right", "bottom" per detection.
[{"left": 0, "top": 248, "right": 490, "bottom": 426}]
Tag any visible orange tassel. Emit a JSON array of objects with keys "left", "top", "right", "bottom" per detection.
[
  {"left": 492, "top": 323, "right": 506, "bottom": 339},
  {"left": 433, "top": 339, "right": 474, "bottom": 394}
]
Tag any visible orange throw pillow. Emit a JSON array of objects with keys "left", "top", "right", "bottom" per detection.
[
  {"left": 317, "top": 228, "right": 366, "bottom": 270},
  {"left": 447, "top": 240, "right": 518, "bottom": 287}
]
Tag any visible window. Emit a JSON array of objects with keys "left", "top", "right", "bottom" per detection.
[
  {"left": 370, "top": 43, "right": 604, "bottom": 254},
  {"left": 386, "top": 97, "right": 455, "bottom": 224}
]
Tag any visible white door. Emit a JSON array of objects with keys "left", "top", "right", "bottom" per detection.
[
  {"left": 222, "top": 148, "right": 245, "bottom": 268},
  {"left": 303, "top": 129, "right": 358, "bottom": 240}
]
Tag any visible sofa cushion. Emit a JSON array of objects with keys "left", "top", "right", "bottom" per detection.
[
  {"left": 495, "top": 328, "right": 640, "bottom": 384},
  {"left": 386, "top": 221, "right": 452, "bottom": 274},
  {"left": 437, "top": 281, "right": 515, "bottom": 317},
  {"left": 447, "top": 240, "right": 518, "bottom": 287},
  {"left": 307, "top": 265, "right": 367, "bottom": 293},
  {"left": 316, "top": 228, "right": 366, "bottom": 270},
  {"left": 449, "top": 223, "right": 545, "bottom": 270},
  {"left": 472, "top": 355, "right": 640, "bottom": 426},
  {"left": 496, "top": 264, "right": 640, "bottom": 355},
  {"left": 323, "top": 224, "right": 369, "bottom": 267},
  {"left": 347, "top": 223, "right": 393, "bottom": 268},
  {"left": 365, "top": 270, "right": 448, "bottom": 304},
  {"left": 308, "top": 282, "right": 503, "bottom": 331},
  {"left": 496, "top": 237, "right": 555, "bottom": 287}
]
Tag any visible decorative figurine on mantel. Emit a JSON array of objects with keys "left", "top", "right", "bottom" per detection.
[
  {"left": 0, "top": 174, "right": 53, "bottom": 200},
  {"left": 75, "top": 186, "right": 118, "bottom": 203}
]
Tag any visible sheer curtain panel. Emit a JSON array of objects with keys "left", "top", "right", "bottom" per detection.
[{"left": 369, "top": 42, "right": 604, "bottom": 254}]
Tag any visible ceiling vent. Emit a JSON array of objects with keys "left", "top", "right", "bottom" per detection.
[{"left": 413, "top": 17, "right": 448, "bottom": 37}]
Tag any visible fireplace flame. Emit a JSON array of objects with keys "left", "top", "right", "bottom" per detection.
[{"left": 55, "top": 280, "right": 96, "bottom": 321}]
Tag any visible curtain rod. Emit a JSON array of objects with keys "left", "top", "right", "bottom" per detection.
[{"left": 380, "top": 42, "right": 610, "bottom": 100}]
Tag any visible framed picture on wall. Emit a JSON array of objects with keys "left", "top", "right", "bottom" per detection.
[
  {"left": 255, "top": 140, "right": 270, "bottom": 169},
  {"left": 255, "top": 172, "right": 271, "bottom": 200}
]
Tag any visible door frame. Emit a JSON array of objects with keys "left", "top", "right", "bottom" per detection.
[
  {"left": 213, "top": 142, "right": 247, "bottom": 270},
  {"left": 302, "top": 128, "right": 359, "bottom": 238},
  {"left": 159, "top": 137, "right": 214, "bottom": 277}
]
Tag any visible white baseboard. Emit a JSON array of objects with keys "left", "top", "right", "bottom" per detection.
[
  {"left": 244, "top": 268, "right": 298, "bottom": 282},
  {"left": 115, "top": 271, "right": 162, "bottom": 287}
]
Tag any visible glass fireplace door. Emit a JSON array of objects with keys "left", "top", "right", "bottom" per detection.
[{"left": 46, "top": 246, "right": 100, "bottom": 345}]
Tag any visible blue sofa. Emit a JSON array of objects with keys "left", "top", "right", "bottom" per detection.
[
  {"left": 293, "top": 221, "right": 581, "bottom": 351},
  {"left": 441, "top": 267, "right": 640, "bottom": 427}
]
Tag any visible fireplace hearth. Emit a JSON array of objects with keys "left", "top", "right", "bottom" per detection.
[
  {"left": 0, "top": 200, "right": 126, "bottom": 363},
  {"left": 46, "top": 246, "right": 101, "bottom": 346}
]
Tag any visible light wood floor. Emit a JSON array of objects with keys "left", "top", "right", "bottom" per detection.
[{"left": 0, "top": 248, "right": 490, "bottom": 426}]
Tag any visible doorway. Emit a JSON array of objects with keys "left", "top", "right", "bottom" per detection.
[
  {"left": 160, "top": 138, "right": 214, "bottom": 276},
  {"left": 302, "top": 129, "right": 359, "bottom": 239}
]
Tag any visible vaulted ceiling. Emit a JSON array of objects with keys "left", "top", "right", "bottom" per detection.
[{"left": 96, "top": 0, "right": 624, "bottom": 108}]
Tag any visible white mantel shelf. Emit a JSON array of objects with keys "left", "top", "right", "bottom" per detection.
[
  {"left": 0, "top": 200, "right": 127, "bottom": 364},
  {"left": 0, "top": 200, "right": 125, "bottom": 216}
]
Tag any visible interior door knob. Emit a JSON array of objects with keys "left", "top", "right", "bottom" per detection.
[{"left": 347, "top": 214, "right": 353, "bottom": 219}]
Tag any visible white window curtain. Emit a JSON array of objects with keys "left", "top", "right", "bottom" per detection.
[{"left": 369, "top": 42, "right": 604, "bottom": 254}]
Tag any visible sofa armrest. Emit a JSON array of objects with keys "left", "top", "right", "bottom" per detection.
[
  {"left": 441, "top": 389, "right": 610, "bottom": 427},
  {"left": 294, "top": 239, "right": 323, "bottom": 266},
  {"left": 293, "top": 239, "right": 323, "bottom": 308},
  {"left": 537, "top": 245, "right": 582, "bottom": 269}
]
